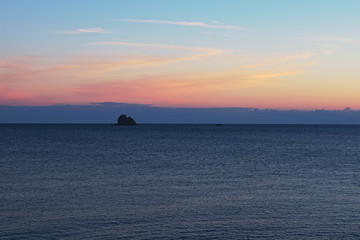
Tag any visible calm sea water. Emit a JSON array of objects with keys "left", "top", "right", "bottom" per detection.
[{"left": 1, "top": 124, "right": 360, "bottom": 239}]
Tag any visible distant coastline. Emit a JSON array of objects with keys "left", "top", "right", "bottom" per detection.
[{"left": 1, "top": 104, "right": 360, "bottom": 124}]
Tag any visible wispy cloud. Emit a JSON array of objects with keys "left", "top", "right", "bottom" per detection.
[
  {"left": 87, "top": 41, "right": 223, "bottom": 68},
  {"left": 116, "top": 19, "right": 248, "bottom": 31},
  {"left": 308, "top": 36, "right": 360, "bottom": 54},
  {"left": 320, "top": 44, "right": 342, "bottom": 55},
  {"left": 57, "top": 28, "right": 112, "bottom": 34},
  {"left": 271, "top": 53, "right": 313, "bottom": 62},
  {"left": 310, "top": 36, "right": 360, "bottom": 47},
  {"left": 322, "top": 37, "right": 360, "bottom": 45},
  {"left": 88, "top": 41, "right": 220, "bottom": 52},
  {"left": 66, "top": 67, "right": 307, "bottom": 108},
  {"left": 247, "top": 71, "right": 303, "bottom": 80}
]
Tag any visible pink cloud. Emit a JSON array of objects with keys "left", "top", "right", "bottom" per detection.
[{"left": 0, "top": 85, "right": 34, "bottom": 105}]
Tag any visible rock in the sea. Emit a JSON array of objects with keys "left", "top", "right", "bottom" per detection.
[{"left": 117, "top": 114, "right": 137, "bottom": 125}]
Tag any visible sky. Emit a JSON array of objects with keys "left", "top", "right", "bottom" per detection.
[{"left": 1, "top": 0, "right": 360, "bottom": 122}]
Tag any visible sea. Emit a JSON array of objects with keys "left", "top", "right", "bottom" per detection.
[{"left": 1, "top": 124, "right": 360, "bottom": 239}]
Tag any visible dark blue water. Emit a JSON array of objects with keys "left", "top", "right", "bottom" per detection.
[{"left": 1, "top": 124, "right": 360, "bottom": 239}]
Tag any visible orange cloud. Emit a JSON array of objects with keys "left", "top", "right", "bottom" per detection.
[
  {"left": 64, "top": 67, "right": 306, "bottom": 108},
  {"left": 77, "top": 42, "right": 224, "bottom": 77}
]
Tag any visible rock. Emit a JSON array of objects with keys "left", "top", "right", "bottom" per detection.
[{"left": 116, "top": 114, "right": 137, "bottom": 125}]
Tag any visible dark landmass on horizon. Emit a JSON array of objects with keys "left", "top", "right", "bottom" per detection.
[{"left": 0, "top": 102, "right": 359, "bottom": 124}]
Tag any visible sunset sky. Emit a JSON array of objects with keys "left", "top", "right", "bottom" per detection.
[{"left": 1, "top": 0, "right": 360, "bottom": 110}]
